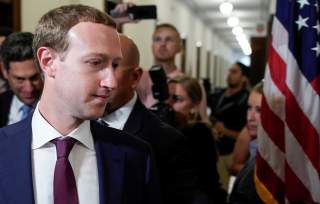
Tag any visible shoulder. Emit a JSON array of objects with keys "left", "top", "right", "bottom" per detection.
[
  {"left": 0, "top": 116, "right": 32, "bottom": 150},
  {"left": 90, "top": 120, "right": 152, "bottom": 153},
  {"left": 137, "top": 103, "right": 183, "bottom": 139},
  {"left": 0, "top": 90, "right": 13, "bottom": 103}
]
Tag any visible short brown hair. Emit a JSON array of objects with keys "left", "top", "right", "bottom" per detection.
[
  {"left": 154, "top": 23, "right": 181, "bottom": 40},
  {"left": 33, "top": 4, "right": 116, "bottom": 67}
]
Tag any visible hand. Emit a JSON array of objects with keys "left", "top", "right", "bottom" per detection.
[
  {"left": 110, "top": 2, "right": 139, "bottom": 24},
  {"left": 214, "top": 121, "right": 225, "bottom": 136}
]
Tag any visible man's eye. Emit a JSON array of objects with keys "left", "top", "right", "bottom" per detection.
[
  {"left": 88, "top": 60, "right": 102, "bottom": 66},
  {"left": 112, "top": 62, "right": 119, "bottom": 69}
]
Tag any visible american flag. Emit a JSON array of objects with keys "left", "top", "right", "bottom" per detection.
[{"left": 255, "top": 0, "right": 320, "bottom": 203}]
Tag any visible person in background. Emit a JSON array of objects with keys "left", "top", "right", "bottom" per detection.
[
  {"left": 229, "top": 82, "right": 263, "bottom": 175},
  {"left": 137, "top": 23, "right": 184, "bottom": 108},
  {"left": 103, "top": 34, "right": 207, "bottom": 204},
  {"left": 0, "top": 5, "right": 160, "bottom": 204},
  {"left": 168, "top": 75, "right": 227, "bottom": 204},
  {"left": 208, "top": 61, "right": 250, "bottom": 190},
  {"left": 0, "top": 26, "right": 13, "bottom": 93},
  {"left": 0, "top": 32, "right": 43, "bottom": 127},
  {"left": 229, "top": 82, "right": 264, "bottom": 204}
]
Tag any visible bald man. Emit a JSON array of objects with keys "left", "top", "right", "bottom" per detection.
[{"left": 102, "top": 35, "right": 204, "bottom": 204}]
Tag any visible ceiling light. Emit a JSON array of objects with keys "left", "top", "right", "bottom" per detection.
[
  {"left": 232, "top": 26, "right": 243, "bottom": 35},
  {"left": 236, "top": 33, "right": 246, "bottom": 42},
  {"left": 219, "top": 1, "right": 233, "bottom": 15},
  {"left": 196, "top": 41, "right": 202, "bottom": 47},
  {"left": 227, "top": 16, "right": 239, "bottom": 27}
]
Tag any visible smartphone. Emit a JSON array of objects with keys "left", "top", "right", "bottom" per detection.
[{"left": 127, "top": 5, "right": 157, "bottom": 20}]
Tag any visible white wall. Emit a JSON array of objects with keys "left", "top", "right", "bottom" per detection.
[
  {"left": 21, "top": 0, "right": 104, "bottom": 32},
  {"left": 21, "top": 0, "right": 233, "bottom": 87}
]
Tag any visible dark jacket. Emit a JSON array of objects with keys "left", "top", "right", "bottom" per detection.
[
  {"left": 0, "top": 114, "right": 161, "bottom": 204},
  {"left": 181, "top": 122, "right": 227, "bottom": 204},
  {"left": 0, "top": 90, "right": 14, "bottom": 127},
  {"left": 123, "top": 99, "right": 199, "bottom": 204}
]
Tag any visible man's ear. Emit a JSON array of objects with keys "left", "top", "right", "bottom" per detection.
[
  {"left": 131, "top": 66, "right": 143, "bottom": 89},
  {"left": 0, "top": 63, "right": 8, "bottom": 80},
  {"left": 37, "top": 47, "right": 57, "bottom": 78}
]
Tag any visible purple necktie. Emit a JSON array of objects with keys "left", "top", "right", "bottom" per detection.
[{"left": 52, "top": 137, "right": 79, "bottom": 204}]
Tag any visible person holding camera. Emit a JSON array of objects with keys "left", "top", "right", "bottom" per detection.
[{"left": 137, "top": 23, "right": 184, "bottom": 108}]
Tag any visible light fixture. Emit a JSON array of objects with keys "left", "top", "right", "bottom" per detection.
[
  {"left": 196, "top": 41, "right": 202, "bottom": 47},
  {"left": 219, "top": 1, "right": 233, "bottom": 15},
  {"left": 227, "top": 16, "right": 239, "bottom": 27},
  {"left": 238, "top": 38, "right": 252, "bottom": 55},
  {"left": 236, "top": 33, "right": 246, "bottom": 42},
  {"left": 232, "top": 26, "right": 243, "bottom": 35}
]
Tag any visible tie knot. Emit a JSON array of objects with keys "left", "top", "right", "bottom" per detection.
[{"left": 52, "top": 137, "right": 77, "bottom": 159}]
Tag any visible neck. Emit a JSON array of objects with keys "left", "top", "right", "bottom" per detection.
[
  {"left": 39, "top": 93, "right": 82, "bottom": 136},
  {"left": 225, "top": 86, "right": 243, "bottom": 96},
  {"left": 156, "top": 60, "right": 177, "bottom": 75},
  {"left": 108, "top": 92, "right": 135, "bottom": 114}
]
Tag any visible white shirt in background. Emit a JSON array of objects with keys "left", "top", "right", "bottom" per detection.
[{"left": 102, "top": 92, "right": 137, "bottom": 130}]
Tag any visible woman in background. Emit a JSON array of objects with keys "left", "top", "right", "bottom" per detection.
[
  {"left": 229, "top": 82, "right": 263, "bottom": 175},
  {"left": 168, "top": 75, "right": 227, "bottom": 204},
  {"left": 229, "top": 82, "right": 264, "bottom": 204}
]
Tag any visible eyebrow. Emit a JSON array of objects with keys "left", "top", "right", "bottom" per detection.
[{"left": 82, "top": 53, "right": 122, "bottom": 61}]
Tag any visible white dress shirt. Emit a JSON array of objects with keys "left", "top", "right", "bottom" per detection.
[
  {"left": 102, "top": 92, "right": 137, "bottom": 130},
  {"left": 31, "top": 104, "right": 99, "bottom": 204},
  {"left": 7, "top": 95, "right": 25, "bottom": 125}
]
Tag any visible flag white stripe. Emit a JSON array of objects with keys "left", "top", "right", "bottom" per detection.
[{"left": 258, "top": 125, "right": 285, "bottom": 181}]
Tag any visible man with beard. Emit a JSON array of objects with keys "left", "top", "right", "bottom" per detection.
[{"left": 208, "top": 62, "right": 250, "bottom": 189}]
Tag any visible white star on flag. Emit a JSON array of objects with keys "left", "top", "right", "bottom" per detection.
[
  {"left": 311, "top": 42, "right": 320, "bottom": 57},
  {"left": 313, "top": 22, "right": 320, "bottom": 34},
  {"left": 297, "top": 0, "right": 310, "bottom": 9},
  {"left": 295, "top": 15, "right": 309, "bottom": 30}
]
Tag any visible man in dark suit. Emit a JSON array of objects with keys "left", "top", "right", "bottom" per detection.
[
  {"left": 0, "top": 5, "right": 160, "bottom": 204},
  {"left": 102, "top": 35, "right": 212, "bottom": 204},
  {"left": 0, "top": 32, "right": 43, "bottom": 127}
]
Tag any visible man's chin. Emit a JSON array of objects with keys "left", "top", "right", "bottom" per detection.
[{"left": 21, "top": 98, "right": 36, "bottom": 106}]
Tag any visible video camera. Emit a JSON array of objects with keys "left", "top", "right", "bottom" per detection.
[{"left": 148, "top": 65, "right": 176, "bottom": 125}]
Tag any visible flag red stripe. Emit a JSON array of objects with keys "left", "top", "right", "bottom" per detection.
[
  {"left": 268, "top": 40, "right": 320, "bottom": 174},
  {"left": 268, "top": 45, "right": 287, "bottom": 96},
  {"left": 285, "top": 161, "right": 314, "bottom": 202},
  {"left": 261, "top": 95, "right": 285, "bottom": 151},
  {"left": 285, "top": 88, "right": 320, "bottom": 173},
  {"left": 256, "top": 152, "right": 285, "bottom": 203},
  {"left": 311, "top": 75, "right": 320, "bottom": 96}
]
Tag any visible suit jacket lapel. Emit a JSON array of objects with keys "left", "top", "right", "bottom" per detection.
[
  {"left": 0, "top": 91, "right": 13, "bottom": 126},
  {"left": 91, "top": 121, "right": 125, "bottom": 204},
  {"left": 0, "top": 115, "right": 34, "bottom": 204},
  {"left": 123, "top": 99, "right": 144, "bottom": 136}
]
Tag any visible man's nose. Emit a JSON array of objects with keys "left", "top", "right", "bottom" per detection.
[
  {"left": 23, "top": 80, "right": 35, "bottom": 92},
  {"left": 100, "top": 68, "right": 118, "bottom": 90}
]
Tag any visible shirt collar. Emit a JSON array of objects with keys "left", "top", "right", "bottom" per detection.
[
  {"left": 101, "top": 92, "right": 137, "bottom": 130},
  {"left": 12, "top": 95, "right": 25, "bottom": 111},
  {"left": 31, "top": 103, "right": 94, "bottom": 150}
]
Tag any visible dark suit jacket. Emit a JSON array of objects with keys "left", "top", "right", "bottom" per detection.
[
  {"left": 0, "top": 90, "right": 13, "bottom": 127},
  {"left": 0, "top": 114, "right": 161, "bottom": 204},
  {"left": 123, "top": 99, "right": 199, "bottom": 204}
]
